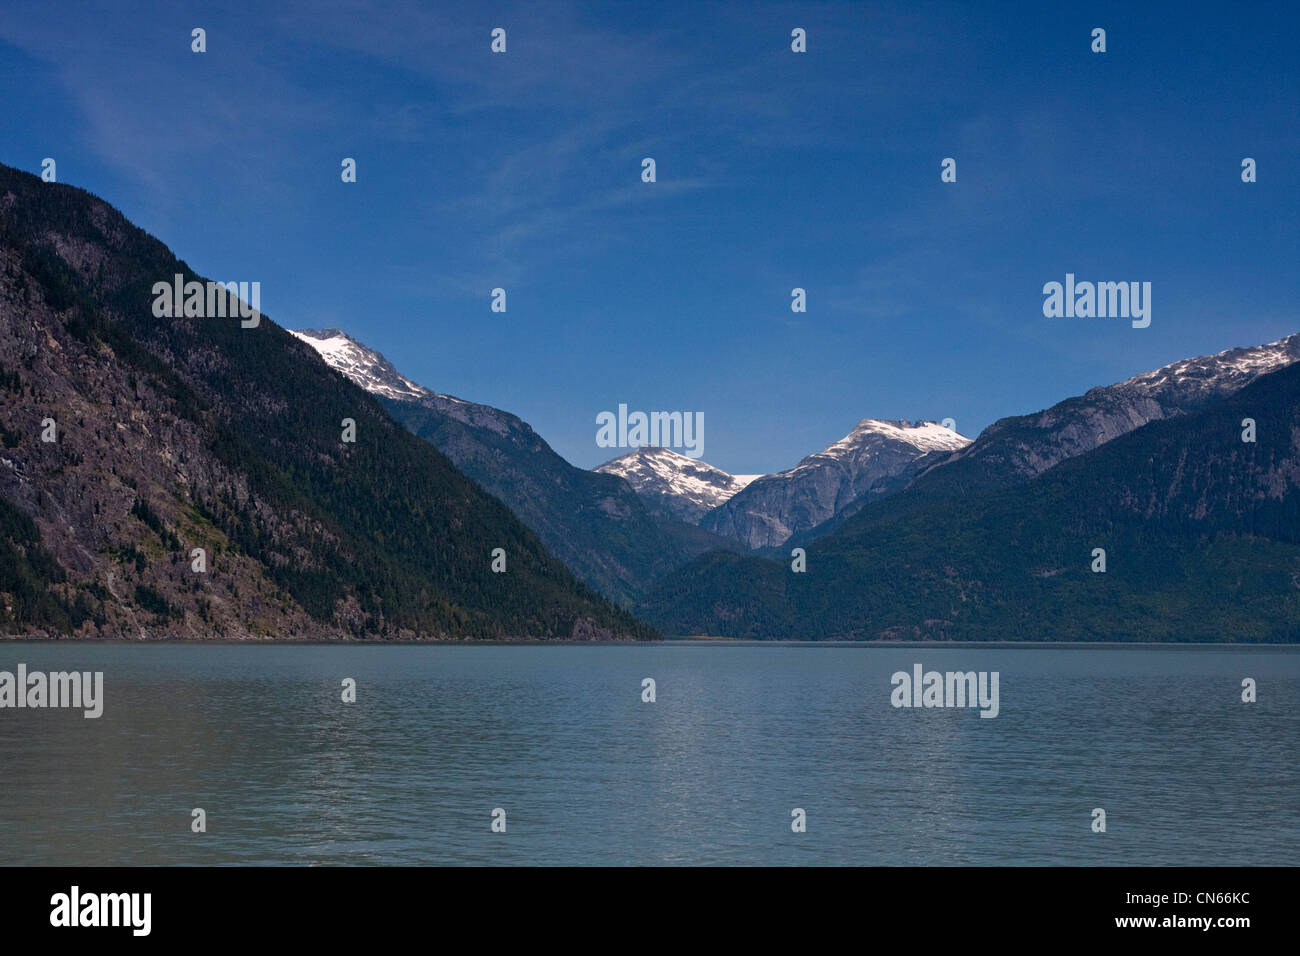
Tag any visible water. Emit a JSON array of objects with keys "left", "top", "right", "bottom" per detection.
[{"left": 0, "top": 642, "right": 1295, "bottom": 865}]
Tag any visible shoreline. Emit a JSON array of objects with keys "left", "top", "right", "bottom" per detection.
[{"left": 1, "top": 637, "right": 1297, "bottom": 649}]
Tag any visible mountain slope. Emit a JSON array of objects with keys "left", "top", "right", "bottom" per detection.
[
  {"left": 291, "top": 329, "right": 738, "bottom": 606},
  {"left": 701, "top": 419, "right": 970, "bottom": 549},
  {"left": 905, "top": 335, "right": 1300, "bottom": 502},
  {"left": 639, "top": 356, "right": 1300, "bottom": 642},
  {"left": 0, "top": 162, "right": 650, "bottom": 640},
  {"left": 594, "top": 447, "right": 758, "bottom": 524}
]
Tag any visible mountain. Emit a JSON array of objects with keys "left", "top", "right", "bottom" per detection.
[
  {"left": 291, "top": 329, "right": 738, "bottom": 607},
  {"left": 0, "top": 162, "right": 651, "bottom": 641},
  {"left": 905, "top": 334, "right": 1300, "bottom": 502},
  {"left": 594, "top": 447, "right": 760, "bottom": 524},
  {"left": 638, "top": 353, "right": 1300, "bottom": 642},
  {"left": 701, "top": 419, "right": 970, "bottom": 549}
]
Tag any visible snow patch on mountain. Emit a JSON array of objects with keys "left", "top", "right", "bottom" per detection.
[
  {"left": 595, "top": 448, "right": 758, "bottom": 524},
  {"left": 291, "top": 328, "right": 428, "bottom": 401},
  {"left": 807, "top": 419, "right": 969, "bottom": 466},
  {"left": 1119, "top": 334, "right": 1300, "bottom": 394}
]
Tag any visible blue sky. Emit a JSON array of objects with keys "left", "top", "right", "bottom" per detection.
[{"left": 2, "top": 0, "right": 1297, "bottom": 474}]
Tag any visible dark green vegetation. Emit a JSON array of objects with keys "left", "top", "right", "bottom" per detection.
[
  {"left": 0, "top": 494, "right": 87, "bottom": 632},
  {"left": 639, "top": 363, "right": 1300, "bottom": 642},
  {"left": 381, "top": 396, "right": 739, "bottom": 608},
  {"left": 0, "top": 163, "right": 652, "bottom": 640}
]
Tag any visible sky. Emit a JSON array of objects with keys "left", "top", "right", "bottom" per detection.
[{"left": 1, "top": 0, "right": 1297, "bottom": 474}]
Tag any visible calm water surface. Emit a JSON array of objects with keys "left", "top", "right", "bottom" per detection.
[{"left": 0, "top": 642, "right": 1295, "bottom": 865}]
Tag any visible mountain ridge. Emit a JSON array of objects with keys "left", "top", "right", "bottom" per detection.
[
  {"left": 909, "top": 333, "right": 1300, "bottom": 500},
  {"left": 701, "top": 418, "right": 971, "bottom": 549},
  {"left": 638, "top": 355, "right": 1300, "bottom": 642},
  {"left": 292, "top": 327, "right": 742, "bottom": 606}
]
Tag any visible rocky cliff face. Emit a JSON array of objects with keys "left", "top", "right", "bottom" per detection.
[{"left": 1, "top": 245, "right": 310, "bottom": 639}]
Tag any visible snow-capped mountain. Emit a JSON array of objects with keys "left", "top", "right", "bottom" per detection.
[
  {"left": 291, "top": 328, "right": 426, "bottom": 400},
  {"left": 292, "top": 328, "right": 523, "bottom": 438},
  {"left": 702, "top": 420, "right": 971, "bottom": 549},
  {"left": 595, "top": 448, "right": 760, "bottom": 524}
]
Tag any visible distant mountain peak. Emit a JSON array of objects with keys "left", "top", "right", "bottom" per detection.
[
  {"left": 291, "top": 328, "right": 428, "bottom": 401},
  {"left": 701, "top": 417, "right": 971, "bottom": 549},
  {"left": 821, "top": 418, "right": 970, "bottom": 457},
  {"left": 595, "top": 447, "right": 758, "bottom": 523}
]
